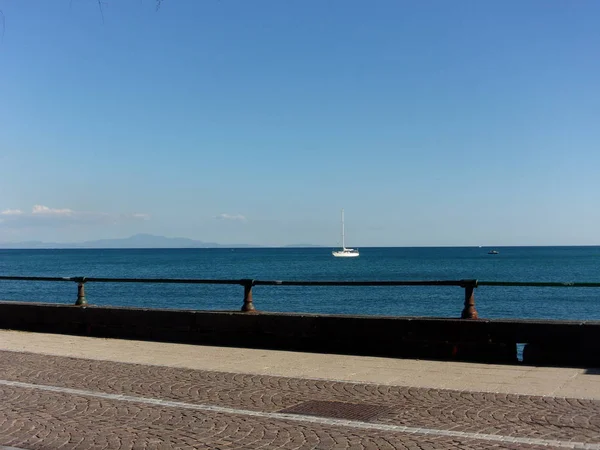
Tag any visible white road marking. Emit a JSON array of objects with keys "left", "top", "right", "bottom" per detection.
[{"left": 0, "top": 379, "right": 597, "bottom": 449}]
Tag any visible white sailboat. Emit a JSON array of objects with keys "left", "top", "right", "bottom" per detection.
[{"left": 332, "top": 209, "right": 359, "bottom": 258}]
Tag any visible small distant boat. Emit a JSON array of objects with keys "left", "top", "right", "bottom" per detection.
[
  {"left": 488, "top": 250, "right": 499, "bottom": 255},
  {"left": 332, "top": 209, "right": 359, "bottom": 258}
]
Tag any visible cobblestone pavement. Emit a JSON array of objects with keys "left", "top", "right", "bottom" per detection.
[{"left": 0, "top": 351, "right": 598, "bottom": 449}]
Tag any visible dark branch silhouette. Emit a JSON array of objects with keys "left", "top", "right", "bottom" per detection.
[
  {"left": 0, "top": 0, "right": 165, "bottom": 37},
  {"left": 95, "top": 0, "right": 164, "bottom": 19},
  {"left": 97, "top": 0, "right": 106, "bottom": 24}
]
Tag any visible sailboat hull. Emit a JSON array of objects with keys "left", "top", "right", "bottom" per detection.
[
  {"left": 332, "top": 249, "right": 359, "bottom": 257},
  {"left": 333, "top": 209, "right": 359, "bottom": 257}
]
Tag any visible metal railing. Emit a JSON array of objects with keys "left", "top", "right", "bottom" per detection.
[{"left": 1, "top": 276, "right": 600, "bottom": 319}]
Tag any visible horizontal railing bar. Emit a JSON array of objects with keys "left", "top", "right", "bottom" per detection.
[
  {"left": 478, "top": 281, "right": 600, "bottom": 288},
  {"left": 0, "top": 276, "right": 77, "bottom": 282},
  {"left": 0, "top": 276, "right": 469, "bottom": 287},
  {"left": 0, "top": 276, "right": 242, "bottom": 285},
  {"left": 253, "top": 280, "right": 467, "bottom": 287},
  {"left": 2, "top": 276, "right": 600, "bottom": 288},
  {"left": 85, "top": 277, "right": 242, "bottom": 285}
]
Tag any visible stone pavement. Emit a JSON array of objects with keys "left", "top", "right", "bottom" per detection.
[{"left": 0, "top": 330, "right": 599, "bottom": 449}]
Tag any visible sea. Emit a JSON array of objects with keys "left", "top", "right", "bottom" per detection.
[{"left": 1, "top": 246, "right": 600, "bottom": 321}]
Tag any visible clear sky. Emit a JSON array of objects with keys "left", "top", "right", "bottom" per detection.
[{"left": 1, "top": 0, "right": 599, "bottom": 246}]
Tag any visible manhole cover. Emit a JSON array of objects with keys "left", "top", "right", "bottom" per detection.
[{"left": 279, "top": 400, "right": 389, "bottom": 422}]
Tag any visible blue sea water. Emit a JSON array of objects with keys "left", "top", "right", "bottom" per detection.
[{"left": 1, "top": 247, "right": 600, "bottom": 321}]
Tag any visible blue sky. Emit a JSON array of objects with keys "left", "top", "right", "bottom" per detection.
[{"left": 1, "top": 0, "right": 599, "bottom": 246}]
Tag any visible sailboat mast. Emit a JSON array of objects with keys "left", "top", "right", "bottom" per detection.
[{"left": 341, "top": 208, "right": 345, "bottom": 249}]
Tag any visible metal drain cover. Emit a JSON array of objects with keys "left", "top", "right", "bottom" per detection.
[{"left": 279, "top": 400, "right": 389, "bottom": 422}]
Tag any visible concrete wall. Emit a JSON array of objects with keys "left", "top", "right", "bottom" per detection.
[{"left": 1, "top": 301, "right": 599, "bottom": 366}]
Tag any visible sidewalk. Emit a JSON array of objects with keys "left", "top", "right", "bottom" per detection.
[
  {"left": 1, "top": 330, "right": 600, "bottom": 449},
  {"left": 0, "top": 329, "right": 598, "bottom": 399}
]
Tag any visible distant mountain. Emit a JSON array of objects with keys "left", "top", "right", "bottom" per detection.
[
  {"left": 0, "top": 234, "right": 263, "bottom": 249},
  {"left": 79, "top": 234, "right": 225, "bottom": 249},
  {"left": 283, "top": 244, "right": 325, "bottom": 248},
  {"left": 0, "top": 240, "right": 48, "bottom": 249}
]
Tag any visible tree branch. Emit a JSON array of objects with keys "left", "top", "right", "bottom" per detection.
[
  {"left": 0, "top": 10, "right": 4, "bottom": 43},
  {"left": 97, "top": 0, "right": 106, "bottom": 24},
  {"left": 0, "top": 0, "right": 166, "bottom": 35}
]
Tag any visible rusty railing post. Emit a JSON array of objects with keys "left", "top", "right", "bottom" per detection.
[
  {"left": 75, "top": 277, "right": 87, "bottom": 306},
  {"left": 460, "top": 279, "right": 478, "bottom": 319},
  {"left": 241, "top": 279, "right": 256, "bottom": 312}
]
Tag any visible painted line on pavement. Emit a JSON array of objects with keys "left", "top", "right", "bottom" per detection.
[{"left": 1, "top": 379, "right": 598, "bottom": 449}]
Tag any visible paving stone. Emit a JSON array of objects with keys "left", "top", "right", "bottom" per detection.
[{"left": 0, "top": 351, "right": 598, "bottom": 449}]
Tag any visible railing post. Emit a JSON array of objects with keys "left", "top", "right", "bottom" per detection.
[
  {"left": 241, "top": 279, "right": 256, "bottom": 312},
  {"left": 460, "top": 279, "right": 478, "bottom": 319},
  {"left": 74, "top": 277, "right": 87, "bottom": 306}
]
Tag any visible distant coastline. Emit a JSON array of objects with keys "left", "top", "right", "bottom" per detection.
[
  {"left": 0, "top": 235, "right": 598, "bottom": 250},
  {"left": 0, "top": 234, "right": 325, "bottom": 249}
]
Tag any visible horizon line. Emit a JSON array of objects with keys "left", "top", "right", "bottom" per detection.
[{"left": 1, "top": 244, "right": 600, "bottom": 250}]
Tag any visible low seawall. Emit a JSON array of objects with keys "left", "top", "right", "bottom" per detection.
[{"left": 0, "top": 301, "right": 599, "bottom": 367}]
